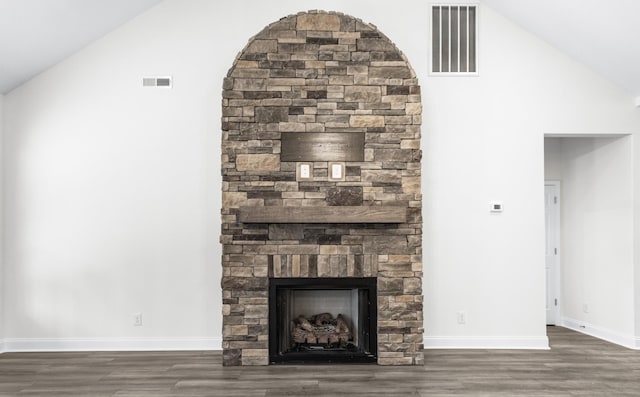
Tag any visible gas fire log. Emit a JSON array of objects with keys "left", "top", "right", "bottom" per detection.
[
  {"left": 312, "top": 312, "right": 333, "bottom": 326},
  {"left": 292, "top": 326, "right": 316, "bottom": 343},
  {"left": 291, "top": 313, "right": 351, "bottom": 346},
  {"left": 336, "top": 314, "right": 349, "bottom": 333},
  {"left": 296, "top": 315, "right": 313, "bottom": 331}
]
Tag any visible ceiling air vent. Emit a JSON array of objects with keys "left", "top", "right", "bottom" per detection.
[
  {"left": 431, "top": 4, "right": 477, "bottom": 74},
  {"left": 142, "top": 76, "right": 172, "bottom": 88}
]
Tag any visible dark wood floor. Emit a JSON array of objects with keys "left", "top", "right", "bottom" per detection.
[{"left": 1, "top": 326, "right": 639, "bottom": 396}]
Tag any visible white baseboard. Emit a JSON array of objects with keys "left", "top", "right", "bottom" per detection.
[
  {"left": 561, "top": 317, "right": 639, "bottom": 350},
  {"left": 2, "top": 337, "right": 222, "bottom": 352},
  {"left": 424, "top": 336, "right": 549, "bottom": 349}
]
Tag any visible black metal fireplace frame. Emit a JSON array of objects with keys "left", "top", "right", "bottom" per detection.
[{"left": 268, "top": 277, "right": 378, "bottom": 364}]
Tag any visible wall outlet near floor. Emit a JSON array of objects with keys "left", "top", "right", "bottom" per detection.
[
  {"left": 582, "top": 304, "right": 589, "bottom": 314},
  {"left": 457, "top": 311, "right": 467, "bottom": 324},
  {"left": 133, "top": 312, "right": 143, "bottom": 326}
]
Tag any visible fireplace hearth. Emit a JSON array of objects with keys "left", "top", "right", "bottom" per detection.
[{"left": 269, "top": 278, "right": 377, "bottom": 364}]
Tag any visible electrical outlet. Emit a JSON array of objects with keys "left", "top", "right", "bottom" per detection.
[
  {"left": 457, "top": 311, "right": 466, "bottom": 324},
  {"left": 133, "top": 312, "right": 143, "bottom": 326},
  {"left": 296, "top": 162, "right": 313, "bottom": 181},
  {"left": 328, "top": 162, "right": 345, "bottom": 181},
  {"left": 583, "top": 304, "right": 589, "bottom": 314},
  {"left": 300, "top": 164, "right": 310, "bottom": 178}
]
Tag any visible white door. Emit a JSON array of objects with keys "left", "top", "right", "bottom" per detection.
[{"left": 544, "top": 182, "right": 560, "bottom": 325}]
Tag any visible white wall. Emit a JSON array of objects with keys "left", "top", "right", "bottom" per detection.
[
  {"left": 3, "top": 0, "right": 640, "bottom": 350},
  {"left": 0, "top": 93, "right": 4, "bottom": 349},
  {"left": 3, "top": 1, "right": 223, "bottom": 348},
  {"left": 423, "top": 3, "right": 640, "bottom": 347},
  {"left": 545, "top": 137, "right": 635, "bottom": 347},
  {"left": 636, "top": 135, "right": 640, "bottom": 347},
  {"left": 544, "top": 139, "right": 562, "bottom": 180}
]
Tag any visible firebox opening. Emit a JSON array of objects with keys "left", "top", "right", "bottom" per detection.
[{"left": 269, "top": 277, "right": 377, "bottom": 364}]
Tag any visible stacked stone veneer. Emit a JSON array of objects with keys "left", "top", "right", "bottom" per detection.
[{"left": 221, "top": 11, "right": 423, "bottom": 366}]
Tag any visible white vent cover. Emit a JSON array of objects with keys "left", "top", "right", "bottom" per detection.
[
  {"left": 431, "top": 5, "right": 477, "bottom": 74},
  {"left": 142, "top": 76, "right": 172, "bottom": 88}
]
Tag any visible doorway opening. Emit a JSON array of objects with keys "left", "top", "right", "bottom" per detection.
[{"left": 543, "top": 135, "right": 634, "bottom": 347}]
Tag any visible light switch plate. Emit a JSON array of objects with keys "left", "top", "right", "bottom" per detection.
[
  {"left": 296, "top": 162, "right": 313, "bottom": 181},
  {"left": 328, "top": 162, "right": 346, "bottom": 181}
]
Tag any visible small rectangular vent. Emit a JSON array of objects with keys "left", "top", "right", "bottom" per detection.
[
  {"left": 142, "top": 76, "right": 172, "bottom": 88},
  {"left": 431, "top": 4, "right": 477, "bottom": 74}
]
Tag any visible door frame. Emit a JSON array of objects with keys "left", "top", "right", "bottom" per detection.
[{"left": 545, "top": 180, "right": 561, "bottom": 326}]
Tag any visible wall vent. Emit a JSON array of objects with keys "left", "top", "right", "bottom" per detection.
[
  {"left": 142, "top": 76, "right": 172, "bottom": 88},
  {"left": 431, "top": 4, "right": 477, "bottom": 74}
]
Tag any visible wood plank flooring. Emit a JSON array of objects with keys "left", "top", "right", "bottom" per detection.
[{"left": 1, "top": 326, "right": 639, "bottom": 396}]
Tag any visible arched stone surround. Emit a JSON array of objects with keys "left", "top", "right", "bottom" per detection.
[{"left": 221, "top": 10, "right": 422, "bottom": 366}]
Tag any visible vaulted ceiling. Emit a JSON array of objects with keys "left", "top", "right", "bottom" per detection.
[
  {"left": 1, "top": 0, "right": 640, "bottom": 98},
  {"left": 0, "top": 0, "right": 162, "bottom": 94},
  {"left": 483, "top": 0, "right": 640, "bottom": 99}
]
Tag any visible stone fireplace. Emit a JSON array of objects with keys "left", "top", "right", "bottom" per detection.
[{"left": 221, "top": 10, "right": 423, "bottom": 366}]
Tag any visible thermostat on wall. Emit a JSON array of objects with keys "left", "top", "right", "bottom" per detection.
[{"left": 490, "top": 202, "right": 503, "bottom": 212}]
